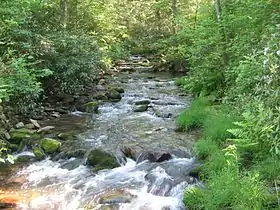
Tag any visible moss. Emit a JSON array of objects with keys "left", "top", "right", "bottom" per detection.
[
  {"left": 9, "top": 128, "right": 35, "bottom": 144},
  {"left": 39, "top": 138, "right": 61, "bottom": 154},
  {"left": 106, "top": 90, "right": 122, "bottom": 101},
  {"left": 86, "top": 149, "right": 118, "bottom": 170},
  {"left": 32, "top": 147, "right": 46, "bottom": 160},
  {"left": 85, "top": 101, "right": 99, "bottom": 113}
]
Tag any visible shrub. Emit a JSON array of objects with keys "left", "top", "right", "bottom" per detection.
[{"left": 177, "top": 97, "right": 210, "bottom": 129}]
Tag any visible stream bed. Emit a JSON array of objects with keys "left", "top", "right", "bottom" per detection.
[{"left": 1, "top": 57, "right": 200, "bottom": 210}]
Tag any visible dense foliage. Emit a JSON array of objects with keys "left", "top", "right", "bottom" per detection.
[{"left": 171, "top": 0, "right": 280, "bottom": 209}]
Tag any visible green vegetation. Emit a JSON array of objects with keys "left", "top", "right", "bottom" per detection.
[
  {"left": 171, "top": 0, "right": 280, "bottom": 209},
  {"left": 0, "top": 0, "right": 279, "bottom": 208}
]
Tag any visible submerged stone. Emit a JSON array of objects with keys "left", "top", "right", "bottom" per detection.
[
  {"left": 39, "top": 138, "right": 61, "bottom": 154},
  {"left": 133, "top": 104, "right": 148, "bottom": 112},
  {"left": 86, "top": 149, "right": 118, "bottom": 170}
]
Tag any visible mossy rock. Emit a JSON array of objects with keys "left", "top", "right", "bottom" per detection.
[
  {"left": 85, "top": 101, "right": 99, "bottom": 113},
  {"left": 94, "top": 93, "right": 108, "bottom": 100},
  {"left": 86, "top": 149, "right": 118, "bottom": 170},
  {"left": 16, "top": 155, "right": 34, "bottom": 163},
  {"left": 134, "top": 100, "right": 150, "bottom": 105},
  {"left": 133, "top": 104, "right": 148, "bottom": 112},
  {"left": 8, "top": 143, "right": 19, "bottom": 153},
  {"left": 32, "top": 147, "right": 46, "bottom": 160},
  {"left": 106, "top": 90, "right": 122, "bottom": 102},
  {"left": 9, "top": 128, "right": 35, "bottom": 144},
  {"left": 39, "top": 138, "right": 61, "bottom": 154}
]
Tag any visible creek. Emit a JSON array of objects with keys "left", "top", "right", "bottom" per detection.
[{"left": 1, "top": 56, "right": 200, "bottom": 210}]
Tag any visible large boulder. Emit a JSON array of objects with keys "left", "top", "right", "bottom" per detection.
[
  {"left": 86, "top": 149, "right": 118, "bottom": 170},
  {"left": 39, "top": 138, "right": 61, "bottom": 154}
]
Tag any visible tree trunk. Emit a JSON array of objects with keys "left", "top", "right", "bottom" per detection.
[
  {"left": 193, "top": 0, "right": 199, "bottom": 29},
  {"left": 214, "top": 0, "right": 221, "bottom": 22},
  {"left": 171, "top": 0, "right": 177, "bottom": 33},
  {"left": 60, "top": 0, "right": 68, "bottom": 29}
]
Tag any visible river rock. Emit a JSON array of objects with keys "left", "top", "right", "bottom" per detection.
[
  {"left": 108, "top": 85, "right": 125, "bottom": 94},
  {"left": 137, "top": 152, "right": 172, "bottom": 163},
  {"left": 133, "top": 104, "right": 148, "bottom": 112},
  {"left": 134, "top": 99, "right": 150, "bottom": 105},
  {"left": 9, "top": 128, "right": 35, "bottom": 144},
  {"left": 24, "top": 123, "right": 35, "bottom": 129},
  {"left": 30, "top": 119, "right": 41, "bottom": 128},
  {"left": 15, "top": 122, "right": 24, "bottom": 129},
  {"left": 39, "top": 138, "right": 61, "bottom": 154},
  {"left": 85, "top": 101, "right": 99, "bottom": 113},
  {"left": 86, "top": 149, "right": 118, "bottom": 170},
  {"left": 37, "top": 126, "right": 55, "bottom": 134},
  {"left": 32, "top": 147, "right": 46, "bottom": 160},
  {"left": 98, "top": 189, "right": 136, "bottom": 204},
  {"left": 106, "top": 90, "right": 122, "bottom": 102}
]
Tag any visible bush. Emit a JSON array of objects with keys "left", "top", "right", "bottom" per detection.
[
  {"left": 184, "top": 169, "right": 265, "bottom": 210},
  {"left": 177, "top": 97, "right": 210, "bottom": 129},
  {"left": 40, "top": 32, "right": 104, "bottom": 95}
]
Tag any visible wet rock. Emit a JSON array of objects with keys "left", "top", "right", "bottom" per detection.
[
  {"left": 188, "top": 164, "right": 201, "bottom": 179},
  {"left": 98, "top": 189, "right": 136, "bottom": 204},
  {"left": 39, "top": 138, "right": 61, "bottom": 154},
  {"left": 86, "top": 149, "right": 118, "bottom": 170},
  {"left": 15, "top": 122, "right": 24, "bottom": 129},
  {"left": 137, "top": 152, "right": 172, "bottom": 163},
  {"left": 61, "top": 158, "right": 83, "bottom": 170},
  {"left": 65, "top": 149, "right": 86, "bottom": 158},
  {"left": 37, "top": 126, "right": 55, "bottom": 134},
  {"left": 51, "top": 112, "right": 60, "bottom": 118},
  {"left": 32, "top": 147, "right": 46, "bottom": 160},
  {"left": 0, "top": 202, "right": 16, "bottom": 209},
  {"left": 134, "top": 99, "right": 150, "bottom": 105},
  {"left": 106, "top": 90, "right": 122, "bottom": 102},
  {"left": 15, "top": 155, "right": 35, "bottom": 163},
  {"left": 96, "top": 84, "right": 107, "bottom": 91},
  {"left": 55, "top": 107, "right": 69, "bottom": 114},
  {"left": 30, "top": 119, "right": 41, "bottom": 128},
  {"left": 9, "top": 128, "right": 35, "bottom": 144},
  {"left": 24, "top": 123, "right": 35, "bottom": 129},
  {"left": 133, "top": 104, "right": 148, "bottom": 112},
  {"left": 57, "top": 132, "right": 74, "bottom": 140},
  {"left": 94, "top": 93, "right": 108, "bottom": 100},
  {"left": 121, "top": 146, "right": 140, "bottom": 160},
  {"left": 85, "top": 101, "right": 99, "bottom": 113}
]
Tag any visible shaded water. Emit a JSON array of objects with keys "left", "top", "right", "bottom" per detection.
[{"left": 2, "top": 57, "right": 200, "bottom": 210}]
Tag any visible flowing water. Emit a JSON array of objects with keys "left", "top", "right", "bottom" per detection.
[{"left": 1, "top": 56, "right": 200, "bottom": 210}]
